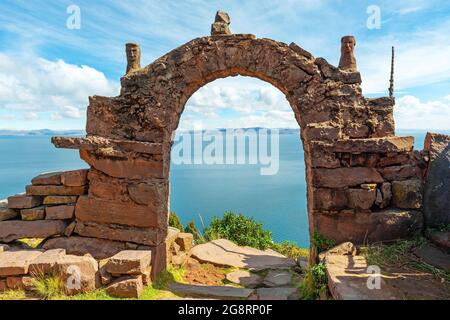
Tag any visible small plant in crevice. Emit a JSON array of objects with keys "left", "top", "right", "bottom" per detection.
[
  {"left": 299, "top": 262, "right": 328, "bottom": 300},
  {"left": 311, "top": 232, "right": 336, "bottom": 253},
  {"left": 271, "top": 241, "right": 309, "bottom": 259}
]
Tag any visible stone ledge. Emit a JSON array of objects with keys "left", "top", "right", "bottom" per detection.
[
  {"left": 52, "top": 136, "right": 163, "bottom": 155},
  {"left": 331, "top": 136, "right": 414, "bottom": 153}
]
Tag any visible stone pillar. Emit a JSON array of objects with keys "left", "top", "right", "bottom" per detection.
[
  {"left": 338, "top": 36, "right": 357, "bottom": 71},
  {"left": 126, "top": 43, "right": 141, "bottom": 74},
  {"left": 211, "top": 11, "right": 231, "bottom": 35}
]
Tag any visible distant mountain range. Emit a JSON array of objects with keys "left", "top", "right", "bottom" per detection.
[
  {"left": 0, "top": 128, "right": 300, "bottom": 137},
  {"left": 0, "top": 129, "right": 86, "bottom": 136}
]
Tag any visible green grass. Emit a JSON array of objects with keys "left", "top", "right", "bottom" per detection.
[
  {"left": 271, "top": 241, "right": 309, "bottom": 259},
  {"left": 362, "top": 238, "right": 450, "bottom": 283}
]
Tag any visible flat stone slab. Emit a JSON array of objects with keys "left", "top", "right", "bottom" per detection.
[
  {"left": 26, "top": 185, "right": 87, "bottom": 196},
  {"left": 331, "top": 136, "right": 414, "bottom": 153},
  {"left": 263, "top": 270, "right": 293, "bottom": 287},
  {"left": 413, "top": 244, "right": 450, "bottom": 271},
  {"left": 42, "top": 236, "right": 127, "bottom": 260},
  {"left": 428, "top": 231, "right": 450, "bottom": 253},
  {"left": 31, "top": 172, "right": 62, "bottom": 185},
  {"left": 225, "top": 270, "right": 262, "bottom": 288},
  {"left": 106, "top": 250, "right": 152, "bottom": 275},
  {"left": 169, "top": 283, "right": 254, "bottom": 299},
  {"left": 0, "top": 199, "right": 19, "bottom": 221},
  {"left": 54, "top": 254, "right": 99, "bottom": 295},
  {"left": 255, "top": 287, "right": 298, "bottom": 300},
  {"left": 28, "top": 249, "right": 67, "bottom": 274},
  {"left": 43, "top": 196, "right": 78, "bottom": 205},
  {"left": 21, "top": 206, "right": 45, "bottom": 221},
  {"left": 7, "top": 194, "right": 42, "bottom": 209},
  {"left": 191, "top": 239, "right": 296, "bottom": 271},
  {"left": 0, "top": 220, "right": 67, "bottom": 243},
  {"left": 325, "top": 253, "right": 400, "bottom": 300},
  {"left": 0, "top": 250, "right": 43, "bottom": 276}
]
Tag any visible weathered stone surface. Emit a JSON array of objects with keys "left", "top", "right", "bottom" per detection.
[
  {"left": 45, "top": 205, "right": 75, "bottom": 220},
  {"left": 375, "top": 182, "right": 392, "bottom": 208},
  {"left": 313, "top": 167, "right": 384, "bottom": 188},
  {"left": 43, "top": 196, "right": 78, "bottom": 205},
  {"left": 191, "top": 239, "right": 296, "bottom": 271},
  {"left": 324, "top": 254, "right": 400, "bottom": 300},
  {"left": 346, "top": 188, "right": 376, "bottom": 210},
  {"left": 423, "top": 132, "right": 450, "bottom": 227},
  {"left": 106, "top": 250, "right": 152, "bottom": 275},
  {"left": 0, "top": 279, "right": 7, "bottom": 291},
  {"left": 28, "top": 249, "right": 66, "bottom": 275},
  {"left": 26, "top": 185, "right": 87, "bottom": 196},
  {"left": 21, "top": 206, "right": 45, "bottom": 221},
  {"left": 52, "top": 136, "right": 163, "bottom": 155},
  {"left": 75, "top": 196, "right": 161, "bottom": 228},
  {"left": 263, "top": 270, "right": 293, "bottom": 287},
  {"left": 332, "top": 136, "right": 414, "bottom": 153},
  {"left": 378, "top": 165, "right": 421, "bottom": 181},
  {"left": 313, "top": 188, "right": 347, "bottom": 210},
  {"left": 106, "top": 275, "right": 143, "bottom": 298},
  {"left": 61, "top": 169, "right": 89, "bottom": 187},
  {"left": 297, "top": 256, "right": 308, "bottom": 270},
  {"left": 316, "top": 209, "right": 423, "bottom": 244},
  {"left": 0, "top": 220, "right": 67, "bottom": 243},
  {"left": 428, "top": 231, "right": 450, "bottom": 253},
  {"left": 98, "top": 259, "right": 113, "bottom": 285},
  {"left": 64, "top": 221, "right": 77, "bottom": 237},
  {"left": 175, "top": 233, "right": 193, "bottom": 252},
  {"left": 321, "top": 242, "right": 357, "bottom": 259},
  {"left": 211, "top": 11, "right": 231, "bottom": 36},
  {"left": 255, "top": 287, "right": 299, "bottom": 300},
  {"left": 0, "top": 244, "right": 10, "bottom": 252},
  {"left": 74, "top": 221, "right": 165, "bottom": 246},
  {"left": 54, "top": 254, "right": 99, "bottom": 295},
  {"left": 0, "top": 200, "right": 19, "bottom": 221},
  {"left": 392, "top": 179, "right": 422, "bottom": 209},
  {"left": 42, "top": 236, "right": 127, "bottom": 260},
  {"left": 225, "top": 270, "right": 262, "bottom": 288},
  {"left": 31, "top": 172, "right": 62, "bottom": 185},
  {"left": 413, "top": 244, "right": 450, "bottom": 271},
  {"left": 0, "top": 250, "right": 43, "bottom": 276},
  {"left": 6, "top": 276, "right": 35, "bottom": 291},
  {"left": 169, "top": 283, "right": 254, "bottom": 299},
  {"left": 80, "top": 150, "right": 164, "bottom": 180},
  {"left": 127, "top": 182, "right": 166, "bottom": 206},
  {"left": 7, "top": 194, "right": 42, "bottom": 209}
]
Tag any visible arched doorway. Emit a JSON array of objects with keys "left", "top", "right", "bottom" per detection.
[
  {"left": 170, "top": 76, "right": 309, "bottom": 247},
  {"left": 54, "top": 33, "right": 422, "bottom": 278}
]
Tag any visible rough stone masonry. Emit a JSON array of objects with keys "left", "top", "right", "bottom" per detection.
[{"left": 1, "top": 12, "right": 448, "bottom": 279}]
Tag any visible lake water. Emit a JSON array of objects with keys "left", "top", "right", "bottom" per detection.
[{"left": 0, "top": 130, "right": 445, "bottom": 247}]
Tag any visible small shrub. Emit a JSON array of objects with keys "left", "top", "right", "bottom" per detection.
[
  {"left": 169, "top": 212, "right": 183, "bottom": 231},
  {"left": 311, "top": 232, "right": 336, "bottom": 253},
  {"left": 32, "top": 275, "right": 64, "bottom": 300},
  {"left": 299, "top": 262, "right": 328, "bottom": 300},
  {"left": 184, "top": 221, "right": 205, "bottom": 244},
  {"left": 271, "top": 241, "right": 309, "bottom": 259},
  {"left": 203, "top": 211, "right": 273, "bottom": 250}
]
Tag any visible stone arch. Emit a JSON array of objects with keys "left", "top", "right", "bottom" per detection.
[{"left": 53, "top": 33, "right": 424, "bottom": 277}]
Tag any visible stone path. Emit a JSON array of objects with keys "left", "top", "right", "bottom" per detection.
[
  {"left": 168, "top": 283, "right": 254, "bottom": 299},
  {"left": 191, "top": 239, "right": 296, "bottom": 271}
]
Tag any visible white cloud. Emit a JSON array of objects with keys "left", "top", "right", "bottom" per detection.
[
  {"left": 0, "top": 52, "right": 119, "bottom": 123},
  {"left": 358, "top": 21, "right": 450, "bottom": 94},
  {"left": 395, "top": 95, "right": 450, "bottom": 130}
]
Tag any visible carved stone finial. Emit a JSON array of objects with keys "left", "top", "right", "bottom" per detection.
[
  {"left": 338, "top": 36, "right": 357, "bottom": 71},
  {"left": 126, "top": 43, "right": 141, "bottom": 74},
  {"left": 389, "top": 46, "right": 395, "bottom": 98},
  {"left": 211, "top": 11, "right": 231, "bottom": 36}
]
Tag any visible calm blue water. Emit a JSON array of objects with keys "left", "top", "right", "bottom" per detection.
[{"left": 0, "top": 130, "right": 447, "bottom": 247}]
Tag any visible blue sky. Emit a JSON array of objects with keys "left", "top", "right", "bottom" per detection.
[{"left": 1, "top": 0, "right": 450, "bottom": 130}]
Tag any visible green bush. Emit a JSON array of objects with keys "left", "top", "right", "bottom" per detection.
[
  {"left": 203, "top": 211, "right": 273, "bottom": 250},
  {"left": 184, "top": 221, "right": 205, "bottom": 244},
  {"left": 169, "top": 212, "right": 183, "bottom": 231},
  {"left": 271, "top": 241, "right": 309, "bottom": 259},
  {"left": 299, "top": 262, "right": 328, "bottom": 300},
  {"left": 311, "top": 232, "right": 336, "bottom": 253}
]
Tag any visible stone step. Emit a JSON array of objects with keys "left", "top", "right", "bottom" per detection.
[
  {"left": 324, "top": 251, "right": 401, "bottom": 300},
  {"left": 168, "top": 283, "right": 254, "bottom": 299},
  {"left": 413, "top": 243, "right": 450, "bottom": 271},
  {"left": 331, "top": 136, "right": 414, "bottom": 153}
]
